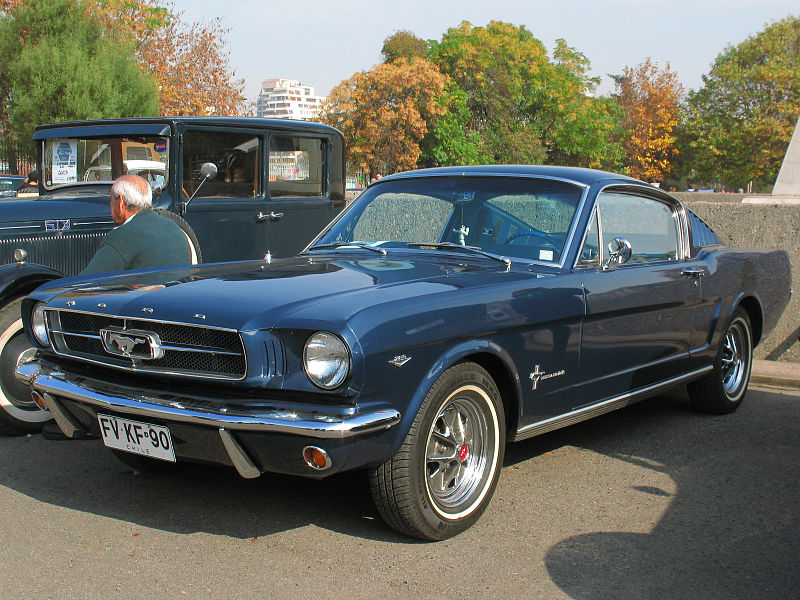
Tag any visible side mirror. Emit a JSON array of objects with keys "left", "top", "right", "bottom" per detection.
[
  {"left": 604, "top": 237, "right": 632, "bottom": 269},
  {"left": 185, "top": 162, "right": 219, "bottom": 207},
  {"left": 200, "top": 162, "right": 218, "bottom": 180}
]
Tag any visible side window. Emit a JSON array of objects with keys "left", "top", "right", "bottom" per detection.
[
  {"left": 577, "top": 209, "right": 600, "bottom": 267},
  {"left": 598, "top": 192, "right": 679, "bottom": 264},
  {"left": 182, "top": 131, "right": 259, "bottom": 199},
  {"left": 268, "top": 136, "right": 325, "bottom": 198}
]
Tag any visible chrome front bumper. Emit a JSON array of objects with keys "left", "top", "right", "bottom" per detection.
[{"left": 15, "top": 354, "right": 401, "bottom": 478}]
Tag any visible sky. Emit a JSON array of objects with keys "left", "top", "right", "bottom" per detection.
[{"left": 169, "top": 0, "right": 798, "bottom": 103}]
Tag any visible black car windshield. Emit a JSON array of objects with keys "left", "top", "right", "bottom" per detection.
[
  {"left": 41, "top": 135, "right": 169, "bottom": 196},
  {"left": 315, "top": 176, "right": 585, "bottom": 264}
]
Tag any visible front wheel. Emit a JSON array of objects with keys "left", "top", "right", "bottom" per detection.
[
  {"left": 0, "top": 298, "right": 52, "bottom": 435},
  {"left": 688, "top": 307, "right": 753, "bottom": 414},
  {"left": 370, "top": 362, "right": 505, "bottom": 541}
]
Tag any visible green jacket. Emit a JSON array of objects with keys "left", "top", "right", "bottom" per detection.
[{"left": 82, "top": 209, "right": 192, "bottom": 275}]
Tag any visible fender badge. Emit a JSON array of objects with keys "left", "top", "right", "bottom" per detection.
[
  {"left": 530, "top": 365, "right": 566, "bottom": 390},
  {"left": 45, "top": 219, "right": 71, "bottom": 232},
  {"left": 389, "top": 355, "right": 412, "bottom": 368}
]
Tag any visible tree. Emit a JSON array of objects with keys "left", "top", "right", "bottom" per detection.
[
  {"left": 685, "top": 15, "right": 800, "bottom": 191},
  {"left": 382, "top": 30, "right": 428, "bottom": 63},
  {"left": 0, "top": 0, "right": 158, "bottom": 155},
  {"left": 613, "top": 58, "right": 684, "bottom": 182},
  {"left": 90, "top": 0, "right": 247, "bottom": 116},
  {"left": 428, "top": 21, "right": 624, "bottom": 168},
  {"left": 320, "top": 58, "right": 448, "bottom": 177}
]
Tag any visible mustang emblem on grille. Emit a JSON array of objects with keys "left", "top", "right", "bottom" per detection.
[{"left": 100, "top": 327, "right": 165, "bottom": 361}]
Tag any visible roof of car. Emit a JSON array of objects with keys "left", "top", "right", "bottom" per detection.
[
  {"left": 33, "top": 117, "right": 338, "bottom": 137},
  {"left": 378, "top": 165, "right": 651, "bottom": 189}
]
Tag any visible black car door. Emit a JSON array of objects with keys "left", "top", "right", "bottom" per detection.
[
  {"left": 179, "top": 127, "right": 269, "bottom": 263},
  {"left": 263, "top": 133, "right": 339, "bottom": 257}
]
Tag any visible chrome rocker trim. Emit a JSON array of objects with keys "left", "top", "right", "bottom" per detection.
[
  {"left": 512, "top": 366, "right": 713, "bottom": 442},
  {"left": 16, "top": 359, "right": 401, "bottom": 441}
]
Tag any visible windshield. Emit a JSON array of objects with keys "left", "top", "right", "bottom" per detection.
[
  {"left": 315, "top": 176, "right": 585, "bottom": 264},
  {"left": 0, "top": 177, "right": 24, "bottom": 193},
  {"left": 42, "top": 135, "right": 169, "bottom": 196}
]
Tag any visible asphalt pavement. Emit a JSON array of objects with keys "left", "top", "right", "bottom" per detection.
[{"left": 0, "top": 383, "right": 797, "bottom": 599}]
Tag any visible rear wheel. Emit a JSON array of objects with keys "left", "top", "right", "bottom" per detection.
[
  {"left": 154, "top": 209, "right": 202, "bottom": 265},
  {"left": 688, "top": 307, "right": 753, "bottom": 414},
  {"left": 370, "top": 362, "right": 505, "bottom": 541},
  {"left": 0, "top": 298, "right": 51, "bottom": 435}
]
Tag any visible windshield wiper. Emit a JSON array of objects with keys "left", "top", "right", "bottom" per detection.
[
  {"left": 303, "top": 241, "right": 387, "bottom": 256},
  {"left": 407, "top": 242, "right": 511, "bottom": 268}
]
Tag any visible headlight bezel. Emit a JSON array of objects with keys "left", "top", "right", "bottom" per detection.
[
  {"left": 303, "top": 331, "right": 351, "bottom": 390},
  {"left": 31, "top": 302, "right": 49, "bottom": 346}
]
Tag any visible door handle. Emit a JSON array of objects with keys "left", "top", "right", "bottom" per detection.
[
  {"left": 256, "top": 211, "right": 284, "bottom": 223},
  {"left": 680, "top": 267, "right": 707, "bottom": 278}
]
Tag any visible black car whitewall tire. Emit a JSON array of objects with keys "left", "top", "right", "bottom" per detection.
[
  {"left": 688, "top": 307, "right": 753, "bottom": 414},
  {"left": 369, "top": 362, "right": 505, "bottom": 541},
  {"left": 0, "top": 298, "right": 51, "bottom": 435}
]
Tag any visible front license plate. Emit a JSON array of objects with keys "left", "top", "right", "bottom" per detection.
[{"left": 98, "top": 414, "right": 176, "bottom": 462}]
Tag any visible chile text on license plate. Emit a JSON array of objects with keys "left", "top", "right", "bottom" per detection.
[{"left": 98, "top": 414, "right": 176, "bottom": 462}]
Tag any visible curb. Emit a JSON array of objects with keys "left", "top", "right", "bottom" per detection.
[{"left": 751, "top": 359, "right": 800, "bottom": 390}]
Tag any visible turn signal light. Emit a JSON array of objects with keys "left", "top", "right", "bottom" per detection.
[
  {"left": 302, "top": 446, "right": 332, "bottom": 471},
  {"left": 31, "top": 391, "right": 47, "bottom": 410}
]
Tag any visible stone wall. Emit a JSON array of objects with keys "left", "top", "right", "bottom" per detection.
[{"left": 680, "top": 194, "right": 799, "bottom": 362}]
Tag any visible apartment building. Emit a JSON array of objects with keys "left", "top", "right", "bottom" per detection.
[{"left": 256, "top": 78, "right": 326, "bottom": 120}]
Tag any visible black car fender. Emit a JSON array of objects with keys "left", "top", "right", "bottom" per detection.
[{"left": 0, "top": 263, "right": 63, "bottom": 307}]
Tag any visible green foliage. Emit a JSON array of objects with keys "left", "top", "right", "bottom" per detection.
[
  {"left": 427, "top": 21, "right": 624, "bottom": 168},
  {"left": 0, "top": 0, "right": 158, "bottom": 154},
  {"left": 685, "top": 15, "right": 800, "bottom": 190},
  {"left": 382, "top": 30, "right": 428, "bottom": 63},
  {"left": 419, "top": 83, "right": 482, "bottom": 167}
]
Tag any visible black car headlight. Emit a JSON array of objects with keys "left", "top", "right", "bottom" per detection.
[
  {"left": 303, "top": 332, "right": 350, "bottom": 389},
  {"left": 31, "top": 302, "right": 49, "bottom": 346}
]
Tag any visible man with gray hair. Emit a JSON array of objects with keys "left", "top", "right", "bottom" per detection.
[
  {"left": 81, "top": 174, "right": 191, "bottom": 274},
  {"left": 43, "top": 175, "right": 193, "bottom": 439}
]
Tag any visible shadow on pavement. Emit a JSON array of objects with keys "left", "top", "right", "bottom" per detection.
[
  {"left": 0, "top": 430, "right": 409, "bottom": 543},
  {"left": 515, "top": 388, "right": 800, "bottom": 599}
]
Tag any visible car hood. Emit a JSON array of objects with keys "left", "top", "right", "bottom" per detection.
[
  {"left": 0, "top": 189, "right": 111, "bottom": 227},
  {"left": 35, "top": 253, "right": 540, "bottom": 331}
]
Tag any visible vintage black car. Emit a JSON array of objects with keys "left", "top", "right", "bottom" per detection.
[
  {"left": 0, "top": 117, "right": 345, "bottom": 434},
  {"left": 0, "top": 175, "right": 27, "bottom": 199},
  {"left": 15, "top": 166, "right": 791, "bottom": 540}
]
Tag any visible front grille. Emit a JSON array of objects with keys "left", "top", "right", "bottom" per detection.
[
  {"left": 0, "top": 232, "right": 107, "bottom": 276},
  {"left": 47, "top": 309, "right": 247, "bottom": 380}
]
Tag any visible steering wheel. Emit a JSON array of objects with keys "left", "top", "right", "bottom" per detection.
[{"left": 504, "top": 229, "right": 560, "bottom": 248}]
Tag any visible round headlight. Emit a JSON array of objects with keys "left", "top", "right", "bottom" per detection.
[
  {"left": 31, "top": 302, "right": 49, "bottom": 346},
  {"left": 303, "top": 332, "right": 350, "bottom": 389}
]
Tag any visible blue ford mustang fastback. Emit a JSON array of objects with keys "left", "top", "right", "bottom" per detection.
[{"left": 15, "top": 166, "right": 791, "bottom": 540}]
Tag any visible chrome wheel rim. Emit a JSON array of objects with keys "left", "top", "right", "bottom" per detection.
[
  {"left": 0, "top": 317, "right": 49, "bottom": 419},
  {"left": 721, "top": 319, "right": 749, "bottom": 397},
  {"left": 424, "top": 385, "right": 498, "bottom": 518}
]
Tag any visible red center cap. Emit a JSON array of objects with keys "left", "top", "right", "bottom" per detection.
[{"left": 458, "top": 444, "right": 469, "bottom": 461}]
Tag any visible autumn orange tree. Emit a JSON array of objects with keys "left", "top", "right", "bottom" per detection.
[
  {"left": 613, "top": 59, "right": 684, "bottom": 182},
  {"left": 91, "top": 0, "right": 247, "bottom": 116},
  {"left": 320, "top": 58, "right": 448, "bottom": 178}
]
